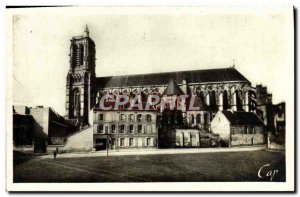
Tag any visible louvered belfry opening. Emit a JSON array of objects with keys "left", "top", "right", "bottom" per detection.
[
  {"left": 74, "top": 44, "right": 79, "bottom": 66},
  {"left": 74, "top": 44, "right": 84, "bottom": 66},
  {"left": 79, "top": 45, "right": 84, "bottom": 65}
]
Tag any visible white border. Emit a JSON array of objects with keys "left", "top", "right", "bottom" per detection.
[{"left": 4, "top": 5, "right": 295, "bottom": 192}]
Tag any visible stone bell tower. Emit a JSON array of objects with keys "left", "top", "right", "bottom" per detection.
[{"left": 65, "top": 25, "right": 96, "bottom": 125}]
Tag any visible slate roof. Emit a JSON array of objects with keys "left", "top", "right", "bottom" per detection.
[
  {"left": 65, "top": 119, "right": 79, "bottom": 127},
  {"left": 162, "top": 79, "right": 184, "bottom": 96},
  {"left": 222, "top": 111, "right": 264, "bottom": 126},
  {"left": 96, "top": 67, "right": 249, "bottom": 88}
]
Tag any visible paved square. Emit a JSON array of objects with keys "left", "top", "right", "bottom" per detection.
[{"left": 14, "top": 150, "right": 285, "bottom": 182}]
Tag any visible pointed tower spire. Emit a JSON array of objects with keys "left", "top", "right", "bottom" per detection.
[{"left": 84, "top": 24, "right": 89, "bottom": 37}]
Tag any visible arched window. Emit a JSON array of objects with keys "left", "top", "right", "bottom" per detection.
[
  {"left": 129, "top": 114, "right": 134, "bottom": 121},
  {"left": 73, "top": 89, "right": 80, "bottom": 118},
  {"left": 204, "top": 113, "right": 211, "bottom": 130},
  {"left": 236, "top": 90, "right": 243, "bottom": 111},
  {"left": 137, "top": 114, "right": 142, "bottom": 122},
  {"left": 120, "top": 114, "right": 126, "bottom": 121},
  {"left": 196, "top": 114, "right": 201, "bottom": 124},
  {"left": 146, "top": 114, "right": 152, "bottom": 122},
  {"left": 204, "top": 113, "right": 209, "bottom": 125},
  {"left": 191, "top": 114, "right": 195, "bottom": 124},
  {"left": 199, "top": 91, "right": 205, "bottom": 104}
]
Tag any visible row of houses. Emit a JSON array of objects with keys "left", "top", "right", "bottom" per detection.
[{"left": 13, "top": 102, "right": 285, "bottom": 152}]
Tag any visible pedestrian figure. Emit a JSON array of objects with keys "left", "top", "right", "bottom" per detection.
[
  {"left": 53, "top": 150, "right": 57, "bottom": 160},
  {"left": 56, "top": 147, "right": 59, "bottom": 154}
]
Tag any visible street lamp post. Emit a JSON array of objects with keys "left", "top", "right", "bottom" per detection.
[
  {"left": 105, "top": 130, "right": 111, "bottom": 157},
  {"left": 106, "top": 134, "right": 108, "bottom": 157}
]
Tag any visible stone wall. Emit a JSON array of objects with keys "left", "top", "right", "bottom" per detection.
[
  {"left": 175, "top": 129, "right": 200, "bottom": 147},
  {"left": 30, "top": 107, "right": 50, "bottom": 136},
  {"left": 230, "top": 126, "right": 264, "bottom": 146},
  {"left": 63, "top": 126, "right": 93, "bottom": 152},
  {"left": 211, "top": 112, "right": 230, "bottom": 140},
  {"left": 14, "top": 106, "right": 30, "bottom": 115},
  {"left": 231, "top": 134, "right": 264, "bottom": 146}
]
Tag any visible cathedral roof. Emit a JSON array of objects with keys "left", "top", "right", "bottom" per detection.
[
  {"left": 162, "top": 79, "right": 184, "bottom": 96},
  {"left": 96, "top": 67, "right": 250, "bottom": 88}
]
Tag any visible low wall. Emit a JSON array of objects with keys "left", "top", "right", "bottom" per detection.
[
  {"left": 63, "top": 127, "right": 93, "bottom": 152},
  {"left": 231, "top": 134, "right": 264, "bottom": 146},
  {"left": 13, "top": 145, "right": 34, "bottom": 152}
]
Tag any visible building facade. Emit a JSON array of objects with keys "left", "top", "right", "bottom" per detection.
[
  {"left": 93, "top": 110, "right": 158, "bottom": 150},
  {"left": 211, "top": 111, "right": 265, "bottom": 146},
  {"left": 65, "top": 27, "right": 273, "bottom": 150}
]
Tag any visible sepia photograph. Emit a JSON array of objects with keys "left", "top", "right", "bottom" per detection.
[{"left": 6, "top": 6, "right": 294, "bottom": 192}]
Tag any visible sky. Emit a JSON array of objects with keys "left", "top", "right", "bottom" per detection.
[{"left": 10, "top": 6, "right": 294, "bottom": 115}]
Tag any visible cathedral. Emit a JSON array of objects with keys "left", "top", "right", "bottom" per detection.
[{"left": 65, "top": 26, "right": 266, "bottom": 151}]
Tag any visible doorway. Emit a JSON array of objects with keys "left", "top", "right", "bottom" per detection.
[{"left": 95, "top": 139, "right": 107, "bottom": 151}]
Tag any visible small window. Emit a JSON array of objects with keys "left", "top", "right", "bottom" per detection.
[
  {"left": 147, "top": 125, "right": 152, "bottom": 133},
  {"left": 244, "top": 126, "right": 248, "bottom": 134},
  {"left": 111, "top": 125, "right": 116, "bottom": 133},
  {"left": 249, "top": 126, "right": 254, "bottom": 134},
  {"left": 129, "top": 125, "right": 134, "bottom": 133},
  {"left": 99, "top": 114, "right": 104, "bottom": 121},
  {"left": 105, "top": 125, "right": 108, "bottom": 133},
  {"left": 138, "top": 125, "right": 143, "bottom": 133},
  {"left": 120, "top": 125, "right": 125, "bottom": 133},
  {"left": 98, "top": 125, "right": 104, "bottom": 133},
  {"left": 129, "top": 138, "right": 134, "bottom": 147},
  {"left": 232, "top": 128, "right": 235, "bottom": 135},
  {"left": 146, "top": 114, "right": 152, "bottom": 122},
  {"left": 129, "top": 114, "right": 134, "bottom": 121},
  {"left": 120, "top": 138, "right": 125, "bottom": 147},
  {"left": 120, "top": 114, "right": 126, "bottom": 121},
  {"left": 146, "top": 138, "right": 151, "bottom": 146},
  {"left": 137, "top": 114, "right": 142, "bottom": 122}
]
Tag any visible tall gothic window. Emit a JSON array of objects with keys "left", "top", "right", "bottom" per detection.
[
  {"left": 73, "top": 89, "right": 80, "bottom": 118},
  {"left": 223, "top": 90, "right": 229, "bottom": 110},
  {"left": 236, "top": 90, "right": 243, "bottom": 111},
  {"left": 210, "top": 91, "right": 217, "bottom": 111},
  {"left": 199, "top": 91, "right": 205, "bottom": 104}
]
